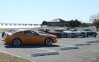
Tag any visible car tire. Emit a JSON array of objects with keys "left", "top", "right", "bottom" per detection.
[
  {"left": 44, "top": 38, "right": 52, "bottom": 46},
  {"left": 87, "top": 34, "right": 89, "bottom": 37},
  {"left": 13, "top": 39, "right": 22, "bottom": 46},
  {"left": 64, "top": 34, "right": 68, "bottom": 38},
  {"left": 75, "top": 35, "right": 77, "bottom": 38},
  {"left": 83, "top": 35, "right": 85, "bottom": 37},
  {"left": 57, "top": 34, "right": 61, "bottom": 38},
  {"left": 93, "top": 34, "right": 97, "bottom": 37},
  {"left": 77, "top": 35, "right": 78, "bottom": 37}
]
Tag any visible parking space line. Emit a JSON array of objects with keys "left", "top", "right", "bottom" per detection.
[
  {"left": 55, "top": 43, "right": 74, "bottom": 47},
  {"left": 0, "top": 50, "right": 32, "bottom": 62},
  {"left": 92, "top": 50, "right": 99, "bottom": 52},
  {"left": 64, "top": 41, "right": 83, "bottom": 43},
  {"left": 0, "top": 50, "right": 22, "bottom": 58}
]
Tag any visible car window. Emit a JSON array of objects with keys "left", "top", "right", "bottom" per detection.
[
  {"left": 36, "top": 31, "right": 46, "bottom": 34},
  {"left": 69, "top": 29, "right": 76, "bottom": 31},
  {"left": 83, "top": 29, "right": 92, "bottom": 31},
  {"left": 24, "top": 30, "right": 38, "bottom": 35},
  {"left": 24, "top": 31, "right": 34, "bottom": 35},
  {"left": 16, "top": 31, "right": 22, "bottom": 34}
]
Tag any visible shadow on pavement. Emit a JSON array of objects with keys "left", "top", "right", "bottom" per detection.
[{"left": 5, "top": 44, "right": 60, "bottom": 48}]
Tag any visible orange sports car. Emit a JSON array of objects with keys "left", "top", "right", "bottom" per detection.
[{"left": 2, "top": 29, "right": 57, "bottom": 46}]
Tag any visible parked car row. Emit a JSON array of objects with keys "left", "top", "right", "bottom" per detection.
[
  {"left": 1, "top": 28, "right": 97, "bottom": 46},
  {"left": 2, "top": 29, "right": 57, "bottom": 46},
  {"left": 39, "top": 28, "right": 97, "bottom": 38}
]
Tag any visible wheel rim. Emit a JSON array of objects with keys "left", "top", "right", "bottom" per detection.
[
  {"left": 13, "top": 39, "right": 21, "bottom": 46},
  {"left": 93, "top": 34, "right": 96, "bottom": 37},
  {"left": 46, "top": 39, "right": 52, "bottom": 45},
  {"left": 64, "top": 34, "right": 67, "bottom": 38},
  {"left": 57, "top": 34, "right": 60, "bottom": 38}
]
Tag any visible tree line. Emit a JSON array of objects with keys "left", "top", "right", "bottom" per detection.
[
  {"left": 41, "top": 13, "right": 99, "bottom": 31},
  {"left": 42, "top": 19, "right": 89, "bottom": 28},
  {"left": 90, "top": 13, "right": 99, "bottom": 31}
]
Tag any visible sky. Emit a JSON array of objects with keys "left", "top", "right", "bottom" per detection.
[{"left": 0, "top": 0, "right": 99, "bottom": 24}]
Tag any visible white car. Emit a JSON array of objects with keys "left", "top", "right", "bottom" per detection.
[
  {"left": 76, "top": 30, "right": 87, "bottom": 37},
  {"left": 67, "top": 29, "right": 87, "bottom": 37},
  {"left": 63, "top": 29, "right": 77, "bottom": 38},
  {"left": 55, "top": 29, "right": 87, "bottom": 38}
]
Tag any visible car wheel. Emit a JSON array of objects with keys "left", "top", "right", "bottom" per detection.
[
  {"left": 44, "top": 38, "right": 52, "bottom": 46},
  {"left": 13, "top": 39, "right": 21, "bottom": 46},
  {"left": 93, "top": 34, "right": 97, "bottom": 37},
  {"left": 83, "top": 35, "right": 85, "bottom": 37},
  {"left": 64, "top": 34, "right": 68, "bottom": 38},
  {"left": 57, "top": 34, "right": 61, "bottom": 38},
  {"left": 87, "top": 34, "right": 89, "bottom": 37},
  {"left": 75, "top": 35, "right": 77, "bottom": 38}
]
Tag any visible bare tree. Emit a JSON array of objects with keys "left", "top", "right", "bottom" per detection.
[{"left": 90, "top": 13, "right": 99, "bottom": 31}]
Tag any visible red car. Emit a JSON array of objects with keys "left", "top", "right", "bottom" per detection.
[
  {"left": 48, "top": 31, "right": 64, "bottom": 38},
  {"left": 38, "top": 28, "right": 64, "bottom": 38}
]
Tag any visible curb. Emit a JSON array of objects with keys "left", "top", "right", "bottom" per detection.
[
  {"left": 60, "top": 46, "right": 79, "bottom": 50},
  {"left": 75, "top": 43, "right": 91, "bottom": 46},
  {"left": 31, "top": 51, "right": 59, "bottom": 57}
]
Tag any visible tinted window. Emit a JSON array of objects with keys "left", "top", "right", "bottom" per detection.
[
  {"left": 83, "top": 29, "right": 92, "bottom": 31},
  {"left": 17, "top": 31, "right": 22, "bottom": 34},
  {"left": 24, "top": 30, "right": 38, "bottom": 35},
  {"left": 24, "top": 31, "right": 33, "bottom": 35}
]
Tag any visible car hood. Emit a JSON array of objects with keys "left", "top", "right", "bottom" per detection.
[
  {"left": 77, "top": 31, "right": 86, "bottom": 33},
  {"left": 63, "top": 31, "right": 76, "bottom": 33}
]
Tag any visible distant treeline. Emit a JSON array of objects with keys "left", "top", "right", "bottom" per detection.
[{"left": 42, "top": 19, "right": 90, "bottom": 28}]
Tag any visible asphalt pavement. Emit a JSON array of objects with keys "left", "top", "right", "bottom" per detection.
[{"left": 0, "top": 33, "right": 99, "bottom": 62}]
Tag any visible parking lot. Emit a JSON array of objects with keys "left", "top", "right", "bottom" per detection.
[{"left": 0, "top": 33, "right": 99, "bottom": 62}]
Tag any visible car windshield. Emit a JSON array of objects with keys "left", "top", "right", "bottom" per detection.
[
  {"left": 55, "top": 30, "right": 65, "bottom": 32},
  {"left": 82, "top": 29, "right": 92, "bottom": 31},
  {"left": 32, "top": 30, "right": 46, "bottom": 34},
  {"left": 69, "top": 29, "right": 77, "bottom": 31},
  {"left": 7, "top": 30, "right": 19, "bottom": 33}
]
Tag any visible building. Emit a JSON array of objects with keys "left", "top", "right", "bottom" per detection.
[{"left": 47, "top": 18, "right": 67, "bottom": 27}]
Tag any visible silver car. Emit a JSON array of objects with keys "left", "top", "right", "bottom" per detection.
[{"left": 68, "top": 29, "right": 87, "bottom": 37}]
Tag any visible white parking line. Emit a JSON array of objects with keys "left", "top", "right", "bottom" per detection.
[
  {"left": 55, "top": 43, "right": 74, "bottom": 47},
  {"left": 92, "top": 50, "right": 99, "bottom": 52},
  {"left": 0, "top": 50, "right": 32, "bottom": 62}
]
